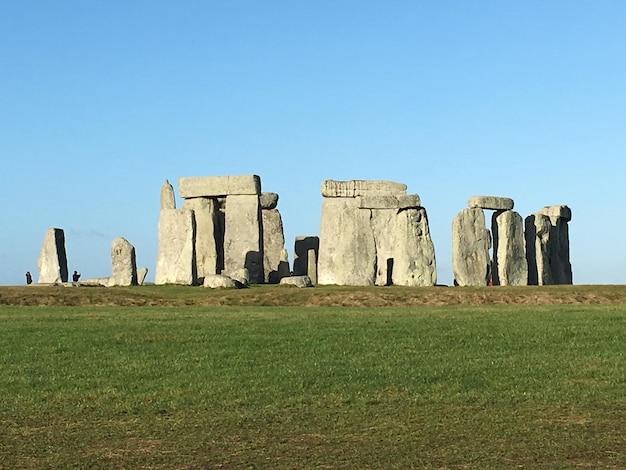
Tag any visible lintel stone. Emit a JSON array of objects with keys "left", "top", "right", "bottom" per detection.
[
  {"left": 539, "top": 205, "right": 571, "bottom": 222},
  {"left": 321, "top": 179, "right": 407, "bottom": 198},
  {"left": 467, "top": 195, "right": 514, "bottom": 211},
  {"left": 178, "top": 174, "right": 261, "bottom": 198}
]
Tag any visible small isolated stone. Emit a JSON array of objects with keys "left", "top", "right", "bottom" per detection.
[
  {"left": 137, "top": 267, "right": 148, "bottom": 285},
  {"left": 279, "top": 275, "right": 313, "bottom": 288},
  {"left": 203, "top": 274, "right": 238, "bottom": 289},
  {"left": 467, "top": 196, "right": 514, "bottom": 211}
]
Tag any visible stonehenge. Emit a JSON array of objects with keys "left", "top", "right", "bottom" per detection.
[
  {"left": 37, "top": 228, "right": 68, "bottom": 283},
  {"left": 452, "top": 196, "right": 571, "bottom": 286},
  {"left": 317, "top": 180, "right": 437, "bottom": 286}
]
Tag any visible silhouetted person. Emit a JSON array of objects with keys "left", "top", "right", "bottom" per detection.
[
  {"left": 72, "top": 270, "right": 81, "bottom": 282},
  {"left": 25, "top": 271, "right": 32, "bottom": 285}
]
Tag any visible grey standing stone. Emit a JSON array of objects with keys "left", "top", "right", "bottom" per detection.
[
  {"left": 137, "top": 267, "right": 148, "bottom": 285},
  {"left": 278, "top": 248, "right": 291, "bottom": 280},
  {"left": 223, "top": 195, "right": 263, "bottom": 284},
  {"left": 161, "top": 179, "right": 176, "bottom": 210},
  {"left": 467, "top": 196, "right": 514, "bottom": 211},
  {"left": 525, "top": 213, "right": 552, "bottom": 285},
  {"left": 110, "top": 237, "right": 138, "bottom": 286},
  {"left": 491, "top": 210, "right": 527, "bottom": 286},
  {"left": 183, "top": 197, "right": 219, "bottom": 280},
  {"left": 37, "top": 228, "right": 68, "bottom": 283},
  {"left": 392, "top": 207, "right": 437, "bottom": 286},
  {"left": 307, "top": 249, "right": 317, "bottom": 285},
  {"left": 155, "top": 208, "right": 196, "bottom": 285},
  {"left": 370, "top": 208, "right": 398, "bottom": 286},
  {"left": 452, "top": 208, "right": 491, "bottom": 286},
  {"left": 262, "top": 207, "right": 286, "bottom": 283},
  {"left": 293, "top": 236, "right": 319, "bottom": 278}
]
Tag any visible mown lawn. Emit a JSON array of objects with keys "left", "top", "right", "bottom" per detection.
[{"left": 0, "top": 304, "right": 624, "bottom": 469}]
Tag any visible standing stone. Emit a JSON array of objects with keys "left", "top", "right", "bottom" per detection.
[
  {"left": 110, "top": 237, "right": 137, "bottom": 286},
  {"left": 223, "top": 194, "right": 264, "bottom": 284},
  {"left": 137, "top": 267, "right": 148, "bottom": 286},
  {"left": 492, "top": 210, "right": 527, "bottom": 286},
  {"left": 161, "top": 179, "right": 176, "bottom": 210},
  {"left": 183, "top": 197, "right": 219, "bottom": 280},
  {"left": 293, "top": 236, "right": 319, "bottom": 278},
  {"left": 37, "top": 228, "right": 68, "bottom": 283},
  {"left": 370, "top": 208, "right": 398, "bottom": 286},
  {"left": 278, "top": 248, "right": 291, "bottom": 280},
  {"left": 307, "top": 248, "right": 317, "bottom": 285},
  {"left": 540, "top": 205, "right": 572, "bottom": 284},
  {"left": 262, "top": 206, "right": 286, "bottom": 283},
  {"left": 452, "top": 208, "right": 491, "bottom": 286},
  {"left": 318, "top": 197, "right": 376, "bottom": 286},
  {"left": 155, "top": 208, "right": 196, "bottom": 285},
  {"left": 392, "top": 207, "right": 437, "bottom": 286}
]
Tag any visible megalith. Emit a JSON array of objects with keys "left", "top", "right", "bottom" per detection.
[
  {"left": 261, "top": 192, "right": 287, "bottom": 283},
  {"left": 492, "top": 210, "right": 527, "bottom": 286},
  {"left": 392, "top": 207, "right": 437, "bottom": 286},
  {"left": 155, "top": 208, "right": 196, "bottom": 285},
  {"left": 110, "top": 237, "right": 138, "bottom": 286},
  {"left": 293, "top": 236, "right": 319, "bottom": 281},
  {"left": 161, "top": 179, "right": 176, "bottom": 210},
  {"left": 223, "top": 194, "right": 263, "bottom": 284},
  {"left": 37, "top": 228, "right": 68, "bottom": 283},
  {"left": 452, "top": 208, "right": 491, "bottom": 286},
  {"left": 182, "top": 197, "right": 220, "bottom": 280}
]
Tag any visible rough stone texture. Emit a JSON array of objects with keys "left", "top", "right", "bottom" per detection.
[
  {"left": 223, "top": 195, "right": 264, "bottom": 284},
  {"left": 78, "top": 277, "right": 112, "bottom": 287},
  {"left": 452, "top": 208, "right": 491, "bottom": 286},
  {"left": 37, "top": 228, "right": 68, "bottom": 284},
  {"left": 262, "top": 207, "right": 286, "bottom": 283},
  {"left": 155, "top": 208, "right": 196, "bottom": 285},
  {"left": 392, "top": 207, "right": 437, "bottom": 286},
  {"left": 467, "top": 196, "right": 514, "bottom": 211},
  {"left": 371, "top": 208, "right": 398, "bottom": 286},
  {"left": 321, "top": 180, "right": 407, "bottom": 198},
  {"left": 137, "top": 267, "right": 148, "bottom": 285},
  {"left": 179, "top": 174, "right": 261, "bottom": 198},
  {"left": 203, "top": 274, "right": 238, "bottom": 289},
  {"left": 526, "top": 207, "right": 572, "bottom": 285},
  {"left": 357, "top": 194, "right": 420, "bottom": 210},
  {"left": 293, "top": 236, "right": 319, "bottom": 278},
  {"left": 539, "top": 204, "right": 572, "bottom": 222},
  {"left": 280, "top": 275, "right": 313, "bottom": 288},
  {"left": 307, "top": 248, "right": 317, "bottom": 284},
  {"left": 317, "top": 197, "right": 376, "bottom": 286},
  {"left": 224, "top": 268, "right": 249, "bottom": 287},
  {"left": 491, "top": 210, "right": 528, "bottom": 286},
  {"left": 110, "top": 237, "right": 137, "bottom": 286},
  {"left": 161, "top": 179, "right": 176, "bottom": 210},
  {"left": 260, "top": 192, "right": 279, "bottom": 210},
  {"left": 278, "top": 248, "right": 291, "bottom": 280},
  {"left": 183, "top": 197, "right": 219, "bottom": 279}
]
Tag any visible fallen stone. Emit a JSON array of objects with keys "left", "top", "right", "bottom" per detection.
[
  {"left": 224, "top": 268, "right": 249, "bottom": 287},
  {"left": 203, "top": 274, "right": 238, "bottom": 289},
  {"left": 467, "top": 196, "right": 514, "bottom": 211},
  {"left": 110, "top": 237, "right": 137, "bottom": 286},
  {"left": 279, "top": 275, "right": 313, "bottom": 288},
  {"left": 492, "top": 210, "right": 527, "bottom": 286},
  {"left": 452, "top": 208, "right": 491, "bottom": 286},
  {"left": 178, "top": 174, "right": 261, "bottom": 198},
  {"left": 37, "top": 228, "right": 68, "bottom": 284}
]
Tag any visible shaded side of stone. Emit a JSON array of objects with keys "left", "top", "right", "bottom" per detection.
[
  {"left": 293, "top": 236, "right": 319, "bottom": 278},
  {"left": 37, "top": 228, "right": 68, "bottom": 283},
  {"left": 525, "top": 213, "right": 552, "bottom": 285}
]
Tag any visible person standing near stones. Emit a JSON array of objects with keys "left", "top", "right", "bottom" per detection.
[
  {"left": 72, "top": 270, "right": 81, "bottom": 282},
  {"left": 25, "top": 271, "right": 32, "bottom": 285}
]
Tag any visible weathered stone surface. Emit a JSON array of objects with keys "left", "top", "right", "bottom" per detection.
[
  {"left": 223, "top": 195, "right": 263, "bottom": 284},
  {"left": 392, "top": 207, "right": 437, "bottom": 286},
  {"left": 260, "top": 192, "right": 279, "bottom": 210},
  {"left": 262, "top": 208, "right": 286, "bottom": 283},
  {"left": 293, "top": 236, "right": 319, "bottom": 277},
  {"left": 539, "top": 205, "right": 572, "bottom": 222},
  {"left": 371, "top": 208, "right": 398, "bottom": 286},
  {"left": 155, "top": 208, "right": 196, "bottom": 285},
  {"left": 307, "top": 248, "right": 317, "bottom": 284},
  {"left": 178, "top": 175, "right": 261, "bottom": 198},
  {"left": 357, "top": 194, "right": 421, "bottom": 209},
  {"left": 224, "top": 268, "right": 249, "bottom": 287},
  {"left": 321, "top": 180, "right": 407, "bottom": 198},
  {"left": 137, "top": 267, "right": 148, "bottom": 285},
  {"left": 203, "top": 274, "right": 238, "bottom": 289},
  {"left": 468, "top": 196, "right": 514, "bottom": 211},
  {"left": 37, "top": 228, "right": 68, "bottom": 283},
  {"left": 278, "top": 249, "right": 291, "bottom": 280},
  {"left": 78, "top": 277, "right": 112, "bottom": 287},
  {"left": 183, "top": 197, "right": 219, "bottom": 279},
  {"left": 318, "top": 197, "right": 376, "bottom": 285},
  {"left": 110, "top": 237, "right": 137, "bottom": 286},
  {"left": 280, "top": 275, "right": 313, "bottom": 288},
  {"left": 492, "top": 210, "right": 527, "bottom": 286},
  {"left": 161, "top": 179, "right": 176, "bottom": 210},
  {"left": 452, "top": 208, "right": 491, "bottom": 286}
]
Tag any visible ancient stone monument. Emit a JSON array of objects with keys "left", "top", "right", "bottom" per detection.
[
  {"left": 155, "top": 175, "right": 287, "bottom": 285},
  {"left": 37, "top": 228, "right": 68, "bottom": 283},
  {"left": 293, "top": 236, "right": 319, "bottom": 284},
  {"left": 317, "top": 180, "right": 437, "bottom": 286},
  {"left": 525, "top": 205, "right": 572, "bottom": 285},
  {"left": 110, "top": 237, "right": 138, "bottom": 286}
]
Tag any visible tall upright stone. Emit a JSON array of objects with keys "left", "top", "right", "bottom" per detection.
[
  {"left": 261, "top": 193, "right": 286, "bottom": 283},
  {"left": 37, "top": 228, "right": 68, "bottom": 283},
  {"left": 161, "top": 179, "right": 176, "bottom": 210},
  {"left": 452, "top": 208, "right": 491, "bottom": 286},
  {"left": 110, "top": 237, "right": 137, "bottom": 286},
  {"left": 183, "top": 197, "right": 219, "bottom": 280},
  {"left": 155, "top": 208, "right": 196, "bottom": 285},
  {"left": 492, "top": 210, "right": 527, "bottom": 286},
  {"left": 392, "top": 207, "right": 437, "bottom": 286}
]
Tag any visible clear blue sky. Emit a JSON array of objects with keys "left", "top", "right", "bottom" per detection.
[{"left": 1, "top": 1, "right": 625, "bottom": 286}]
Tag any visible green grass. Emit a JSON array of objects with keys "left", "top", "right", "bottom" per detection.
[{"left": 0, "top": 304, "right": 625, "bottom": 469}]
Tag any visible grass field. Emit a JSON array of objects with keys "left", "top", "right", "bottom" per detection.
[{"left": 0, "top": 285, "right": 625, "bottom": 469}]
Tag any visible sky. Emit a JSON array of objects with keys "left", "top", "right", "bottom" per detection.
[{"left": 1, "top": 0, "right": 625, "bottom": 286}]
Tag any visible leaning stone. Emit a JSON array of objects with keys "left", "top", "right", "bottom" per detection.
[
  {"left": 155, "top": 208, "right": 196, "bottom": 285},
  {"left": 262, "top": 207, "right": 286, "bottom": 283},
  {"left": 223, "top": 194, "right": 263, "bottom": 284},
  {"left": 160, "top": 179, "right": 176, "bottom": 210},
  {"left": 293, "top": 236, "right": 319, "bottom": 277},
  {"left": 37, "top": 228, "right": 68, "bottom": 284},
  {"left": 539, "top": 205, "right": 572, "bottom": 222},
  {"left": 183, "top": 197, "right": 219, "bottom": 279},
  {"left": 178, "top": 175, "right": 261, "bottom": 198},
  {"left": 279, "top": 275, "right": 313, "bottom": 288},
  {"left": 392, "top": 207, "right": 437, "bottom": 286},
  {"left": 203, "top": 274, "right": 238, "bottom": 289},
  {"left": 467, "top": 196, "right": 514, "bottom": 211},
  {"left": 321, "top": 180, "right": 407, "bottom": 198},
  {"left": 452, "top": 208, "right": 491, "bottom": 286},
  {"left": 317, "top": 197, "right": 376, "bottom": 285},
  {"left": 110, "top": 237, "right": 137, "bottom": 286},
  {"left": 260, "top": 192, "right": 279, "bottom": 210},
  {"left": 137, "top": 267, "right": 148, "bottom": 285},
  {"left": 492, "top": 210, "right": 527, "bottom": 286}
]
